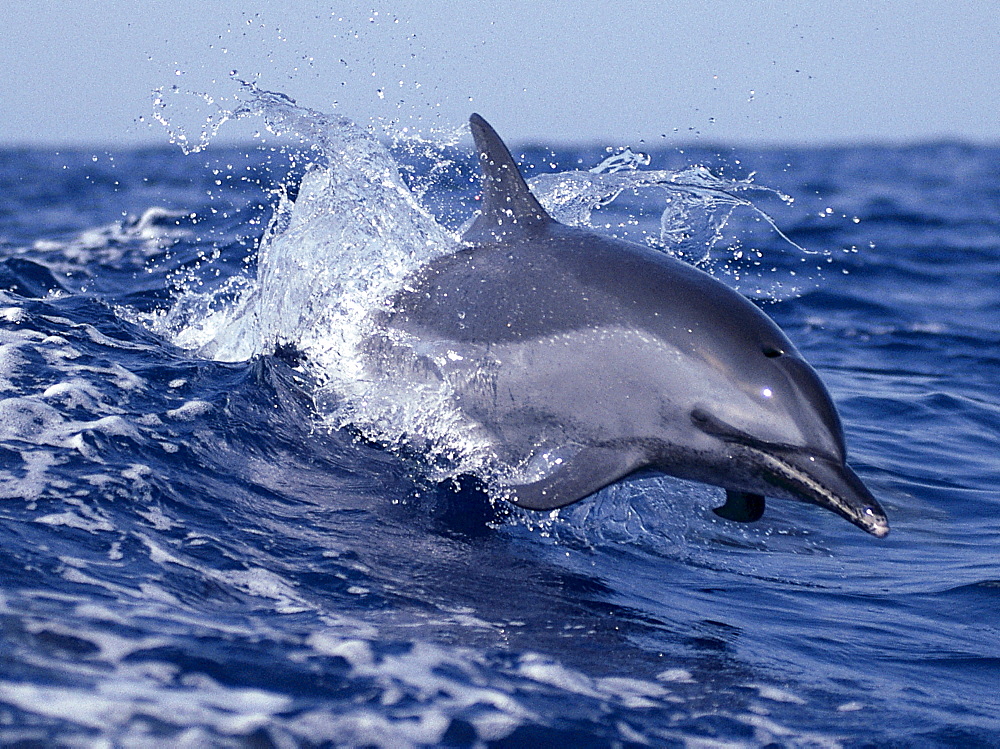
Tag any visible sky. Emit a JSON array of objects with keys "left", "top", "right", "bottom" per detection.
[{"left": 2, "top": 0, "right": 999, "bottom": 148}]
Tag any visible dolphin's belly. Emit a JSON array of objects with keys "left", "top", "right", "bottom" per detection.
[
  {"left": 461, "top": 326, "right": 680, "bottom": 441},
  {"left": 373, "top": 321, "right": 762, "bottom": 472}
]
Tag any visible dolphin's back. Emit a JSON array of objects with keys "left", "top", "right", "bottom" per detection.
[
  {"left": 389, "top": 220, "right": 791, "bottom": 362},
  {"left": 421, "top": 114, "right": 793, "bottom": 356}
]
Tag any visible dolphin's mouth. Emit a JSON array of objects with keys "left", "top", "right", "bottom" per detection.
[
  {"left": 743, "top": 444, "right": 890, "bottom": 538},
  {"left": 691, "top": 408, "right": 889, "bottom": 537}
]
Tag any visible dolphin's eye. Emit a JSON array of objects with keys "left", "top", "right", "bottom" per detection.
[{"left": 762, "top": 345, "right": 785, "bottom": 358}]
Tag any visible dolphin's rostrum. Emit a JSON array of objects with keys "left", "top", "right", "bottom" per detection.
[{"left": 369, "top": 114, "right": 889, "bottom": 537}]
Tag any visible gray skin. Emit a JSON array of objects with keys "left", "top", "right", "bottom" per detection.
[{"left": 368, "top": 113, "right": 889, "bottom": 537}]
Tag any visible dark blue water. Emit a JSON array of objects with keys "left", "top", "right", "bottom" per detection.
[{"left": 1, "top": 129, "right": 999, "bottom": 748}]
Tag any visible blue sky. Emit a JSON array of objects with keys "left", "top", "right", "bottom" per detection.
[{"left": 3, "top": 0, "right": 998, "bottom": 147}]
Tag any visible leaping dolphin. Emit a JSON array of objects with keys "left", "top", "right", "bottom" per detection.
[{"left": 368, "top": 114, "right": 888, "bottom": 537}]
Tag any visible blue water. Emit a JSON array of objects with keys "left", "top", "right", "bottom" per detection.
[{"left": 1, "top": 110, "right": 999, "bottom": 748}]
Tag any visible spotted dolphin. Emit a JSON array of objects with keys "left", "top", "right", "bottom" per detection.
[{"left": 369, "top": 114, "right": 888, "bottom": 537}]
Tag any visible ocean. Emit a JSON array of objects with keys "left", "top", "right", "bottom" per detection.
[{"left": 1, "top": 90, "right": 998, "bottom": 747}]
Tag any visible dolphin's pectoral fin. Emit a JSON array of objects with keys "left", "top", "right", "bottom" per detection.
[
  {"left": 713, "top": 490, "right": 766, "bottom": 523},
  {"left": 502, "top": 447, "right": 643, "bottom": 511}
]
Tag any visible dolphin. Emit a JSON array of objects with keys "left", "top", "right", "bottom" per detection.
[{"left": 367, "top": 114, "right": 888, "bottom": 537}]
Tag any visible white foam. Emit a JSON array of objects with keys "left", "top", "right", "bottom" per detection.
[
  {"left": 304, "top": 633, "right": 533, "bottom": 743},
  {"left": 76, "top": 362, "right": 146, "bottom": 391},
  {"left": 0, "top": 674, "right": 291, "bottom": 738},
  {"left": 31, "top": 206, "right": 193, "bottom": 269},
  {"left": 0, "top": 306, "right": 28, "bottom": 323},
  {"left": 657, "top": 667, "right": 696, "bottom": 683},
  {"left": 837, "top": 701, "right": 865, "bottom": 712},
  {"left": 165, "top": 400, "right": 213, "bottom": 420},
  {"left": 743, "top": 713, "right": 843, "bottom": 748},
  {"left": 59, "top": 567, "right": 164, "bottom": 602},
  {"left": 35, "top": 510, "right": 115, "bottom": 533},
  {"left": 0, "top": 449, "right": 57, "bottom": 500},
  {"left": 22, "top": 617, "right": 171, "bottom": 662},
  {"left": 518, "top": 653, "right": 604, "bottom": 699},
  {"left": 750, "top": 684, "right": 808, "bottom": 705},
  {"left": 0, "top": 398, "right": 69, "bottom": 444},
  {"left": 0, "top": 342, "right": 30, "bottom": 392},
  {"left": 136, "top": 532, "right": 314, "bottom": 614},
  {"left": 135, "top": 503, "right": 180, "bottom": 532},
  {"left": 0, "top": 327, "right": 47, "bottom": 345},
  {"left": 215, "top": 567, "right": 312, "bottom": 614},
  {"left": 41, "top": 380, "right": 109, "bottom": 411},
  {"left": 594, "top": 676, "right": 669, "bottom": 709},
  {"left": 285, "top": 707, "right": 451, "bottom": 749},
  {"left": 307, "top": 633, "right": 374, "bottom": 668},
  {"left": 518, "top": 653, "right": 672, "bottom": 710},
  {"left": 0, "top": 399, "right": 145, "bottom": 469},
  {"left": 39, "top": 335, "right": 82, "bottom": 360}
]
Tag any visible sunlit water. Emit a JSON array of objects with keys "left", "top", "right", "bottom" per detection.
[{"left": 0, "top": 93, "right": 998, "bottom": 747}]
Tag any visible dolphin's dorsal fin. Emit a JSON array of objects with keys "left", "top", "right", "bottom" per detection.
[{"left": 464, "top": 113, "right": 552, "bottom": 243}]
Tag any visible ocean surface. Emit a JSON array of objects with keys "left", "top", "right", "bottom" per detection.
[{"left": 1, "top": 93, "right": 999, "bottom": 747}]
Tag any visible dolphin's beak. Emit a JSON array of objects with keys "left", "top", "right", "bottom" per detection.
[{"left": 758, "top": 448, "right": 890, "bottom": 538}]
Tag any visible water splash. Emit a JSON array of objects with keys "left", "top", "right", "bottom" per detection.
[
  {"left": 146, "top": 84, "right": 499, "bottom": 473},
  {"left": 151, "top": 85, "right": 243, "bottom": 155},
  {"left": 528, "top": 150, "right": 820, "bottom": 298},
  {"left": 149, "top": 84, "right": 452, "bottom": 353}
]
